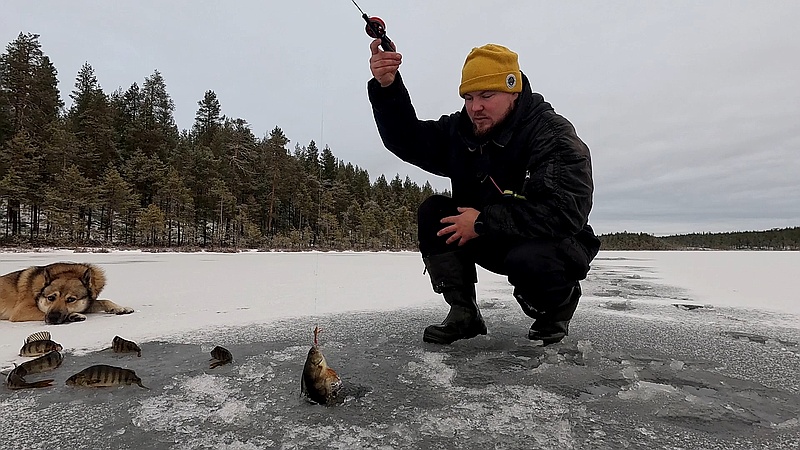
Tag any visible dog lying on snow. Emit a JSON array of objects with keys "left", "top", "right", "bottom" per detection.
[{"left": 0, "top": 262, "right": 133, "bottom": 324}]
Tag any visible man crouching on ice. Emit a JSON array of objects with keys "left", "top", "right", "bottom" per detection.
[{"left": 367, "top": 39, "right": 601, "bottom": 345}]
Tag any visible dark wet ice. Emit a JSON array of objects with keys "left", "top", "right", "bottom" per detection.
[{"left": 2, "top": 256, "right": 799, "bottom": 449}]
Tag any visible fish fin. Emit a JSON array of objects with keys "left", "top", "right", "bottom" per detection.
[
  {"left": 30, "top": 379, "right": 55, "bottom": 388},
  {"left": 137, "top": 382, "right": 150, "bottom": 390},
  {"left": 26, "top": 331, "right": 51, "bottom": 343},
  {"left": 209, "top": 361, "right": 221, "bottom": 369}
]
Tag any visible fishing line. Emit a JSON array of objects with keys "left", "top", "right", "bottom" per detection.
[{"left": 313, "top": 60, "right": 326, "bottom": 320}]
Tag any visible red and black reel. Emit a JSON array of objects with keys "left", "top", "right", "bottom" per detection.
[
  {"left": 351, "top": 0, "right": 396, "bottom": 51},
  {"left": 365, "top": 16, "right": 386, "bottom": 38}
]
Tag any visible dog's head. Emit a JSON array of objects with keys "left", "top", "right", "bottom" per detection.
[{"left": 36, "top": 267, "right": 98, "bottom": 324}]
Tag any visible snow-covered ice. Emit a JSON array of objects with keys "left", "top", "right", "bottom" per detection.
[{"left": 1, "top": 250, "right": 799, "bottom": 449}]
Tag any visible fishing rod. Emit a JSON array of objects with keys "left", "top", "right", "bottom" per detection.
[{"left": 350, "top": 0, "right": 396, "bottom": 52}]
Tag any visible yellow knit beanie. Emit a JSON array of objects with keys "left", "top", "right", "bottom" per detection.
[{"left": 459, "top": 44, "right": 522, "bottom": 97}]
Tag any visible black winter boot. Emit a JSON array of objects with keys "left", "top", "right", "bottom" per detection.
[
  {"left": 516, "top": 283, "right": 581, "bottom": 345},
  {"left": 422, "top": 252, "right": 487, "bottom": 345}
]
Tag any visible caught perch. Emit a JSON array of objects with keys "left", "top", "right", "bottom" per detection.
[
  {"left": 66, "top": 364, "right": 148, "bottom": 389},
  {"left": 19, "top": 331, "right": 62, "bottom": 357},
  {"left": 209, "top": 346, "right": 233, "bottom": 369},
  {"left": 5, "top": 366, "right": 54, "bottom": 390},
  {"left": 112, "top": 335, "right": 142, "bottom": 357},
  {"left": 18, "top": 350, "right": 63, "bottom": 375},
  {"left": 301, "top": 326, "right": 342, "bottom": 405}
]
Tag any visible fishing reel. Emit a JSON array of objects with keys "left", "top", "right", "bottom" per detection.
[
  {"left": 351, "top": 0, "right": 395, "bottom": 51},
  {"left": 364, "top": 16, "right": 386, "bottom": 38}
]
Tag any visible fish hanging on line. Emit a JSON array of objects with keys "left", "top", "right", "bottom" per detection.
[
  {"left": 112, "top": 336, "right": 142, "bottom": 357},
  {"left": 66, "top": 364, "right": 149, "bottom": 389},
  {"left": 19, "top": 331, "right": 63, "bottom": 357},
  {"left": 209, "top": 346, "right": 233, "bottom": 369},
  {"left": 301, "top": 325, "right": 342, "bottom": 405}
]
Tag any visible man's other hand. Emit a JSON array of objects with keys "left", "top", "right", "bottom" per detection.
[{"left": 438, "top": 207, "right": 480, "bottom": 246}]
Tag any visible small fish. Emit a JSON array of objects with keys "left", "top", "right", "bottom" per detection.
[
  {"left": 209, "top": 346, "right": 233, "bottom": 369},
  {"left": 18, "top": 351, "right": 64, "bottom": 375},
  {"left": 5, "top": 366, "right": 54, "bottom": 390},
  {"left": 112, "top": 336, "right": 142, "bottom": 357},
  {"left": 19, "top": 331, "right": 63, "bottom": 357},
  {"left": 301, "top": 326, "right": 342, "bottom": 405},
  {"left": 66, "top": 364, "right": 149, "bottom": 389}
]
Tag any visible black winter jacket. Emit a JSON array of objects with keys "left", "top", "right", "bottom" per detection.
[{"left": 369, "top": 72, "right": 598, "bottom": 251}]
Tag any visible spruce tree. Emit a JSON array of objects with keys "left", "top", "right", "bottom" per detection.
[
  {"left": 193, "top": 90, "right": 222, "bottom": 146},
  {"left": 68, "top": 62, "right": 117, "bottom": 178}
]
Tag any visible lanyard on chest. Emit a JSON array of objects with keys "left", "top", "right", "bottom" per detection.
[{"left": 474, "top": 145, "right": 528, "bottom": 201}]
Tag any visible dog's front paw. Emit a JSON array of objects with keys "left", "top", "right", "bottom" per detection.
[
  {"left": 111, "top": 306, "right": 134, "bottom": 315},
  {"left": 68, "top": 313, "right": 87, "bottom": 322}
]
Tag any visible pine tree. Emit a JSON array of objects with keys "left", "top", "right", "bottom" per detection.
[
  {"left": 260, "top": 126, "right": 290, "bottom": 235},
  {"left": 0, "top": 85, "right": 12, "bottom": 147},
  {"left": 99, "top": 166, "right": 138, "bottom": 244},
  {"left": 43, "top": 164, "right": 97, "bottom": 242},
  {"left": 158, "top": 168, "right": 194, "bottom": 246},
  {"left": 0, "top": 33, "right": 62, "bottom": 144},
  {"left": 123, "top": 149, "right": 166, "bottom": 207},
  {"left": 0, "top": 131, "right": 42, "bottom": 236},
  {"left": 109, "top": 82, "right": 142, "bottom": 161},
  {"left": 0, "top": 33, "right": 63, "bottom": 239}
]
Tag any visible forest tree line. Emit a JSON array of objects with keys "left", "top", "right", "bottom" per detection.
[
  {"left": 599, "top": 228, "right": 800, "bottom": 251},
  {"left": 0, "top": 32, "right": 441, "bottom": 250},
  {"left": 2, "top": 33, "right": 796, "bottom": 252}
]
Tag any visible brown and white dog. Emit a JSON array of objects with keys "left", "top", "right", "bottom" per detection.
[{"left": 0, "top": 262, "right": 133, "bottom": 324}]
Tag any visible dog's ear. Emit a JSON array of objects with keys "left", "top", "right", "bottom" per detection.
[
  {"left": 44, "top": 267, "right": 52, "bottom": 285},
  {"left": 82, "top": 265, "right": 107, "bottom": 298},
  {"left": 23, "top": 266, "right": 49, "bottom": 294}
]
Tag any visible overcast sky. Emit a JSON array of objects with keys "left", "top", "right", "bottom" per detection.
[{"left": 3, "top": 1, "right": 799, "bottom": 235}]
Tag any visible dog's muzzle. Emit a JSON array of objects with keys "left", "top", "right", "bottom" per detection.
[{"left": 45, "top": 311, "right": 69, "bottom": 324}]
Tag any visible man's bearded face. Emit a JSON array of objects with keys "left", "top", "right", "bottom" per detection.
[{"left": 464, "top": 91, "right": 518, "bottom": 137}]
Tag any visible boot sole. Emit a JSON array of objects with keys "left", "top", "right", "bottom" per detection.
[
  {"left": 423, "top": 327, "right": 487, "bottom": 345},
  {"left": 527, "top": 332, "right": 566, "bottom": 345}
]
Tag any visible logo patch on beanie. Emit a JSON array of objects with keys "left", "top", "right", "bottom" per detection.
[{"left": 506, "top": 73, "right": 517, "bottom": 90}]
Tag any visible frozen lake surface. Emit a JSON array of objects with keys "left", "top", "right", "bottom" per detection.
[{"left": 1, "top": 251, "right": 799, "bottom": 449}]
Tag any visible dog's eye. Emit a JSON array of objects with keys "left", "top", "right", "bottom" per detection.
[
  {"left": 47, "top": 295, "right": 56, "bottom": 302},
  {"left": 66, "top": 297, "right": 77, "bottom": 304}
]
